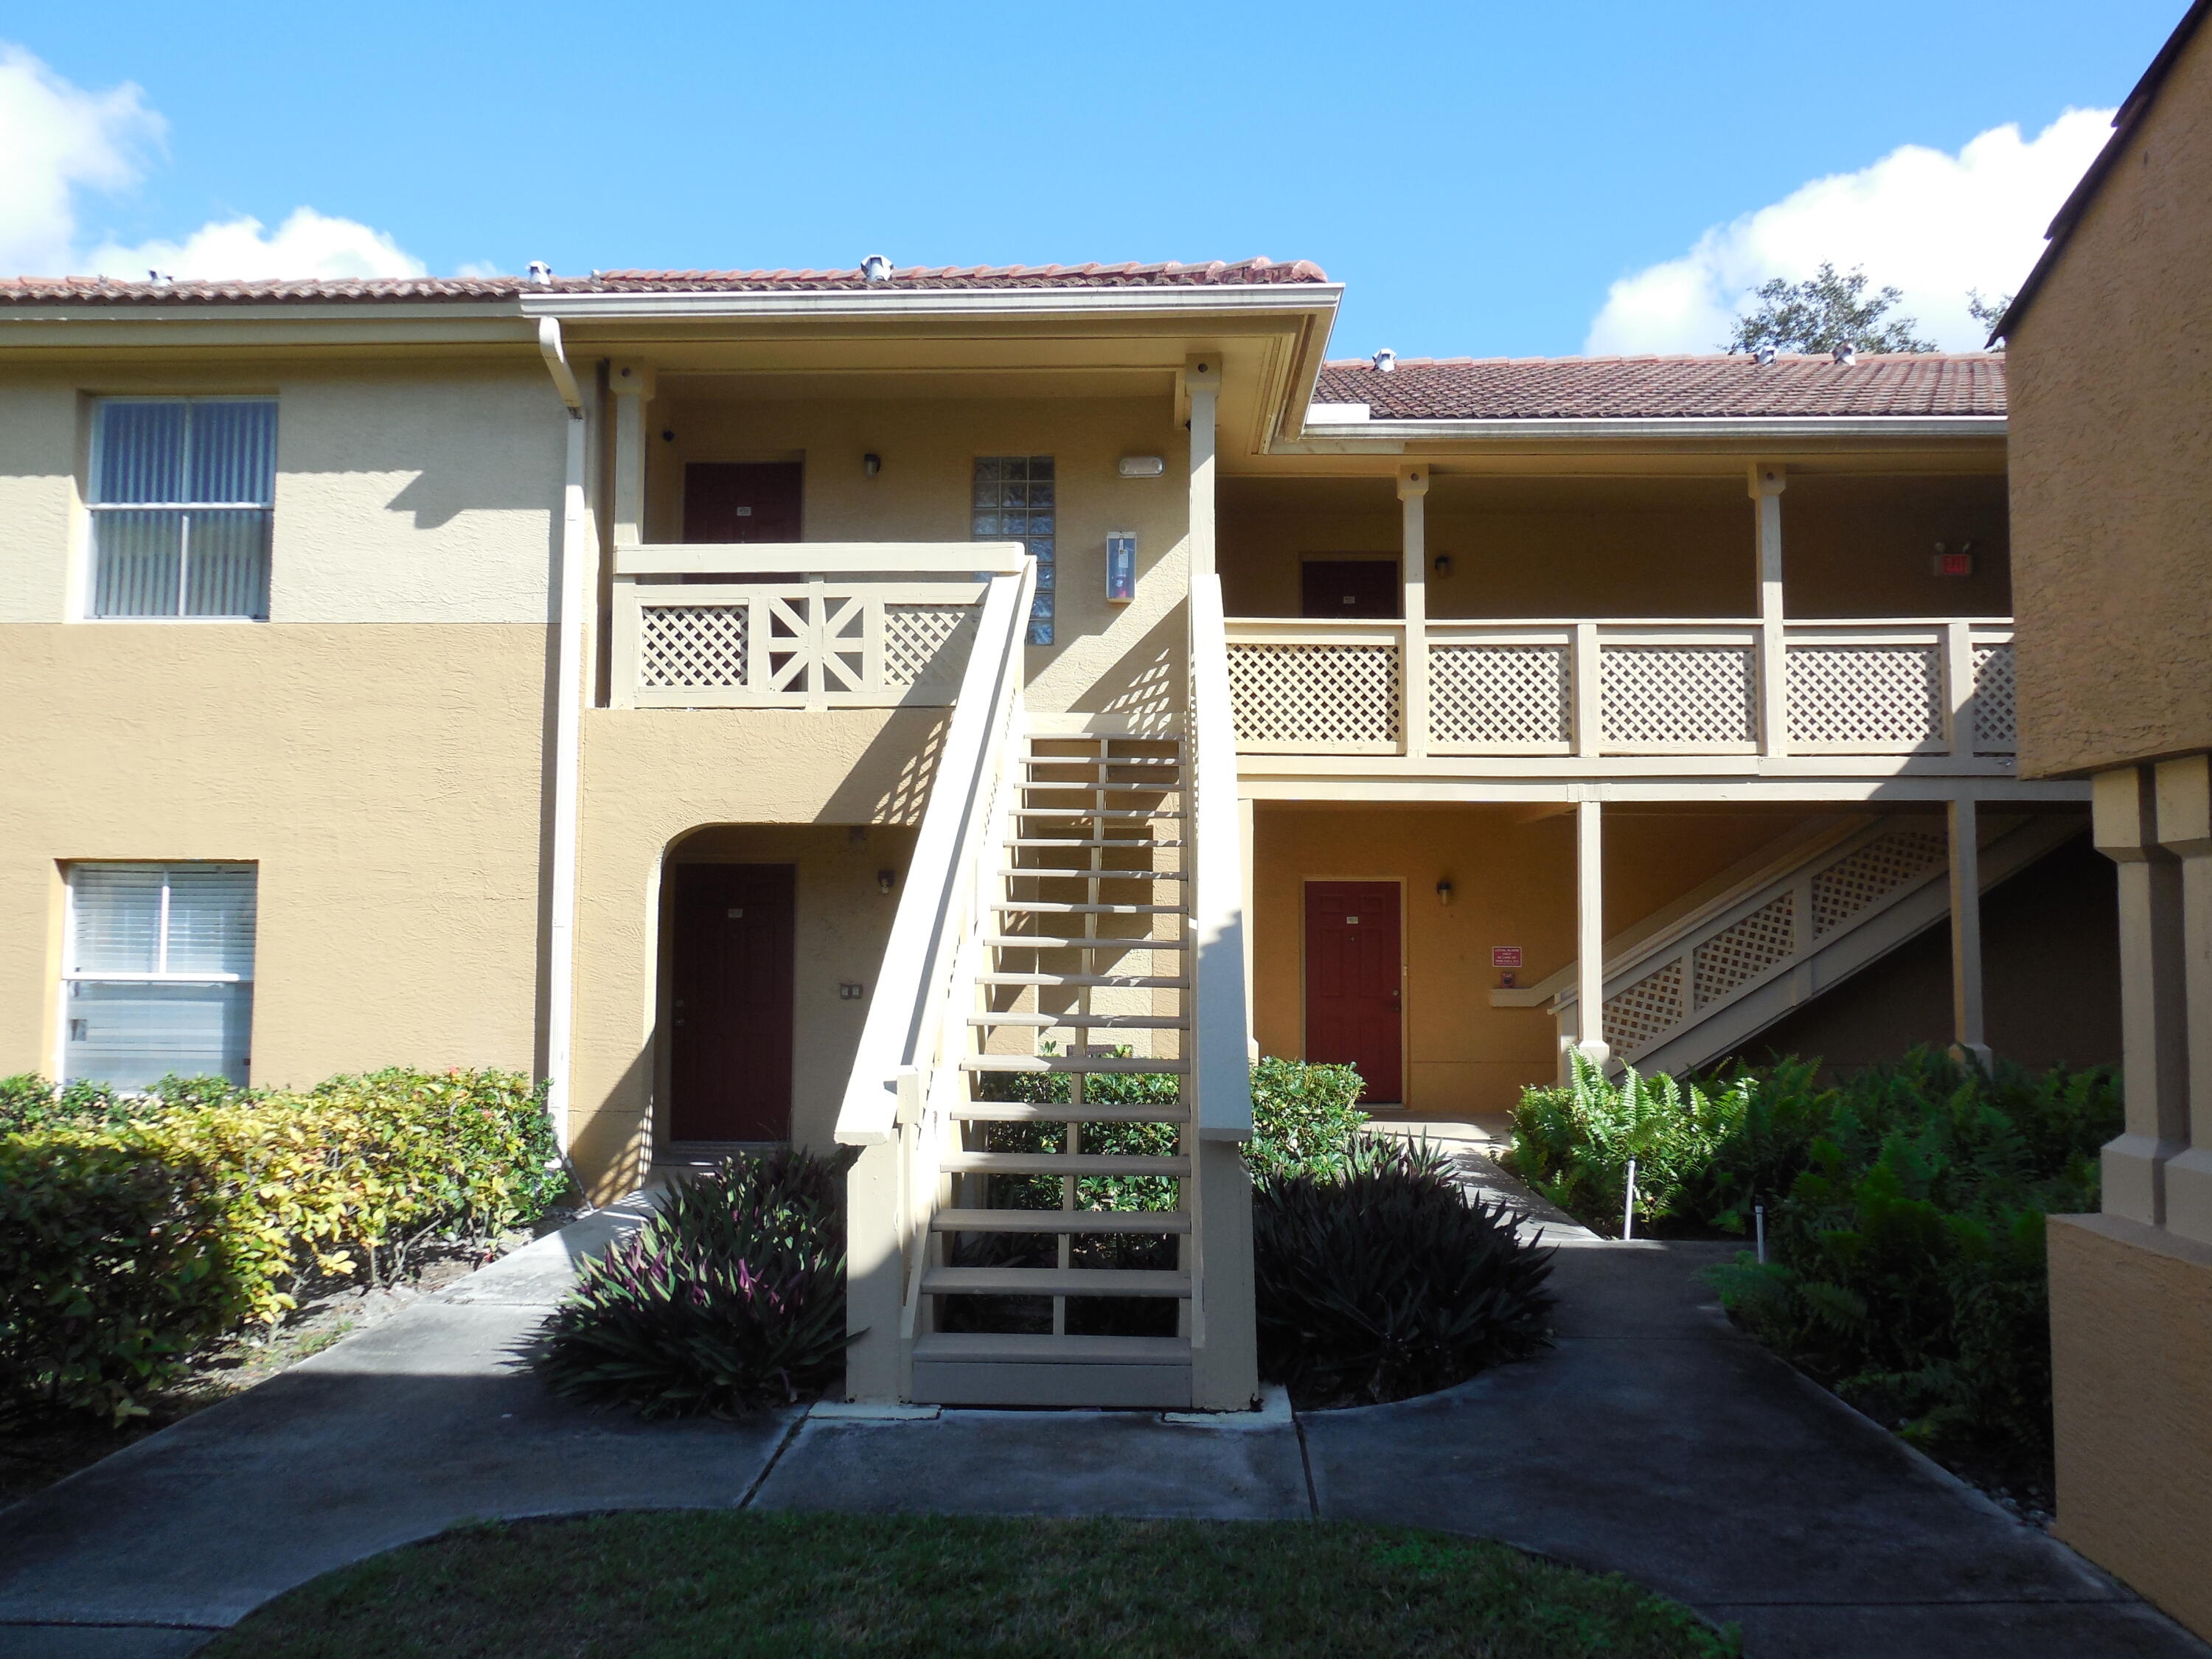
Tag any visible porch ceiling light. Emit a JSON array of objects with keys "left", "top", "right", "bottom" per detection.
[{"left": 1117, "top": 456, "right": 1165, "bottom": 478}]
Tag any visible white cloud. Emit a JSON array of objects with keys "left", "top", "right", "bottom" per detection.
[
  {"left": 1584, "top": 109, "right": 2115, "bottom": 355},
  {"left": 0, "top": 41, "right": 426, "bottom": 280}
]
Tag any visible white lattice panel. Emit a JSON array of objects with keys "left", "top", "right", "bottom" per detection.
[
  {"left": 1692, "top": 894, "right": 1795, "bottom": 1006},
  {"left": 1809, "top": 830, "right": 1948, "bottom": 936},
  {"left": 1973, "top": 644, "right": 2017, "bottom": 752},
  {"left": 885, "top": 604, "right": 976, "bottom": 686},
  {"left": 639, "top": 604, "right": 749, "bottom": 690},
  {"left": 1601, "top": 647, "right": 1756, "bottom": 747},
  {"left": 1786, "top": 646, "right": 1942, "bottom": 749},
  {"left": 1604, "top": 959, "right": 1685, "bottom": 1053},
  {"left": 1429, "top": 645, "right": 1571, "bottom": 749},
  {"left": 1226, "top": 642, "right": 1401, "bottom": 751}
]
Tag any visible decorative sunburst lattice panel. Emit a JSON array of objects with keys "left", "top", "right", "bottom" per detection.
[
  {"left": 1225, "top": 643, "right": 1402, "bottom": 748},
  {"left": 639, "top": 605, "right": 749, "bottom": 689},
  {"left": 1786, "top": 646, "right": 1942, "bottom": 748},
  {"left": 1429, "top": 646, "right": 1571, "bottom": 747},
  {"left": 884, "top": 605, "right": 976, "bottom": 686},
  {"left": 1809, "top": 830, "right": 1949, "bottom": 936},
  {"left": 1973, "top": 645, "right": 2017, "bottom": 751},
  {"left": 1692, "top": 894, "right": 1796, "bottom": 1006},
  {"left": 1601, "top": 647, "right": 1756, "bottom": 746},
  {"left": 1604, "top": 959, "right": 1686, "bottom": 1053}
]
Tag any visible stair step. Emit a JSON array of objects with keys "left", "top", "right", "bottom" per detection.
[
  {"left": 1003, "top": 866, "right": 1187, "bottom": 881},
  {"left": 948, "top": 1101, "right": 1188, "bottom": 1123},
  {"left": 996, "top": 900, "right": 1185, "bottom": 916},
  {"left": 1023, "top": 782, "right": 1183, "bottom": 795},
  {"left": 1015, "top": 808, "right": 1185, "bottom": 821},
  {"left": 1022, "top": 750, "right": 1182, "bottom": 762},
  {"left": 931, "top": 1208, "right": 1191, "bottom": 1235},
  {"left": 978, "top": 972, "right": 1189, "bottom": 990},
  {"left": 1009, "top": 838, "right": 1183, "bottom": 850},
  {"left": 986, "top": 935, "right": 1188, "bottom": 951},
  {"left": 961, "top": 1054, "right": 1189, "bottom": 1075},
  {"left": 911, "top": 1332, "right": 1191, "bottom": 1365},
  {"left": 922, "top": 1267, "right": 1192, "bottom": 1298},
  {"left": 967, "top": 1012, "right": 1186, "bottom": 1029},
  {"left": 942, "top": 1151, "right": 1189, "bottom": 1177}
]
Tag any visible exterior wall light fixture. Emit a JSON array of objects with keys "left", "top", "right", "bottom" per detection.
[
  {"left": 1117, "top": 456, "right": 1165, "bottom": 478},
  {"left": 863, "top": 453, "right": 882, "bottom": 477},
  {"left": 1434, "top": 554, "right": 1453, "bottom": 577},
  {"left": 1436, "top": 878, "right": 1454, "bottom": 905},
  {"left": 877, "top": 869, "right": 897, "bottom": 894}
]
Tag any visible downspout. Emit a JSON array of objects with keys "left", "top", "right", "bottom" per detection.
[{"left": 538, "top": 317, "right": 586, "bottom": 1155}]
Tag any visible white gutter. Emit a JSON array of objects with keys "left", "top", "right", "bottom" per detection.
[
  {"left": 538, "top": 317, "right": 587, "bottom": 1153},
  {"left": 518, "top": 284, "right": 1343, "bottom": 321},
  {"left": 1292, "top": 414, "right": 2006, "bottom": 444}
]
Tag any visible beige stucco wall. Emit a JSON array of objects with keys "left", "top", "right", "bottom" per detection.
[
  {"left": 1250, "top": 804, "right": 1820, "bottom": 1116},
  {"left": 638, "top": 390, "right": 1192, "bottom": 722},
  {"left": 2008, "top": 24, "right": 2212, "bottom": 777},
  {"left": 2049, "top": 1213, "right": 2212, "bottom": 1639},
  {"left": 1780, "top": 473, "right": 2011, "bottom": 618},
  {"left": 0, "top": 622, "right": 552, "bottom": 1087}
]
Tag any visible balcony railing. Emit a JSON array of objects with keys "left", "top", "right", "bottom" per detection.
[
  {"left": 1223, "top": 616, "right": 2016, "bottom": 762},
  {"left": 611, "top": 543, "right": 1029, "bottom": 709}
]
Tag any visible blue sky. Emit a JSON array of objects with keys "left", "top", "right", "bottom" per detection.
[{"left": 0, "top": 0, "right": 2186, "bottom": 356}]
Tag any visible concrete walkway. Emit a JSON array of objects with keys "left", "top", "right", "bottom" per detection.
[{"left": 2, "top": 1174, "right": 2205, "bottom": 1659}]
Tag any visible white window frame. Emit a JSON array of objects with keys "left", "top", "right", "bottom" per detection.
[
  {"left": 80, "top": 395, "right": 277, "bottom": 625},
  {"left": 58, "top": 862, "right": 257, "bottom": 1087}
]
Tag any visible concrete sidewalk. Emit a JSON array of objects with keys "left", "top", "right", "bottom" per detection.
[{"left": 2, "top": 1179, "right": 2205, "bottom": 1658}]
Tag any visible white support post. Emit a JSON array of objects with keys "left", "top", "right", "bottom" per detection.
[
  {"left": 1944, "top": 619, "right": 1978, "bottom": 759},
  {"left": 1186, "top": 355, "right": 1221, "bottom": 580},
  {"left": 1399, "top": 465, "right": 1430, "bottom": 761},
  {"left": 1572, "top": 622, "right": 1602, "bottom": 758},
  {"left": 2096, "top": 765, "right": 2192, "bottom": 1227},
  {"left": 1748, "top": 463, "right": 1788, "bottom": 757},
  {"left": 609, "top": 361, "right": 655, "bottom": 549},
  {"left": 2155, "top": 755, "right": 2212, "bottom": 1243},
  {"left": 1947, "top": 796, "right": 1992, "bottom": 1068},
  {"left": 842, "top": 1135, "right": 907, "bottom": 1402},
  {"left": 1575, "top": 797, "right": 1609, "bottom": 1067},
  {"left": 1239, "top": 794, "right": 1258, "bottom": 1054}
]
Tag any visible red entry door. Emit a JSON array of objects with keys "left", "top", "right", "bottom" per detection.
[
  {"left": 684, "top": 462, "right": 804, "bottom": 543},
  {"left": 1304, "top": 881, "right": 1403, "bottom": 1103},
  {"left": 1301, "top": 559, "right": 1402, "bottom": 619},
  {"left": 669, "top": 863, "right": 796, "bottom": 1141}
]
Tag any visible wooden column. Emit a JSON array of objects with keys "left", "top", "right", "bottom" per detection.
[
  {"left": 1186, "top": 355, "right": 1221, "bottom": 579},
  {"left": 609, "top": 360, "right": 655, "bottom": 549},
  {"left": 1947, "top": 795, "right": 1992, "bottom": 1068},
  {"left": 2096, "top": 765, "right": 2192, "bottom": 1227},
  {"left": 1575, "top": 797, "right": 1608, "bottom": 1068},
  {"left": 1399, "top": 465, "right": 1430, "bottom": 759},
  {"left": 2155, "top": 754, "right": 2212, "bottom": 1244},
  {"left": 1748, "top": 462, "right": 1788, "bottom": 756}
]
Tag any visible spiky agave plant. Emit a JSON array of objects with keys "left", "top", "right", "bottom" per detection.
[
  {"left": 535, "top": 1147, "right": 855, "bottom": 1418},
  {"left": 1254, "top": 1135, "right": 1556, "bottom": 1408}
]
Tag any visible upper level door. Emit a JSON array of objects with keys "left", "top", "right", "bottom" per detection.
[
  {"left": 684, "top": 462, "right": 804, "bottom": 543},
  {"left": 1303, "top": 880, "right": 1404, "bottom": 1103},
  {"left": 1301, "top": 558, "right": 1401, "bottom": 619},
  {"left": 669, "top": 863, "right": 796, "bottom": 1142}
]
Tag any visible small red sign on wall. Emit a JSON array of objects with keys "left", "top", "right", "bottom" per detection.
[{"left": 1492, "top": 947, "right": 1523, "bottom": 968}]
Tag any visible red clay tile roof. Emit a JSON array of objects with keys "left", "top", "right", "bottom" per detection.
[
  {"left": 0, "top": 258, "right": 1329, "bottom": 306},
  {"left": 1315, "top": 353, "right": 2006, "bottom": 420}
]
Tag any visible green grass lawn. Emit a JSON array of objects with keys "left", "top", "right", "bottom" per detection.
[{"left": 204, "top": 1512, "right": 1738, "bottom": 1658}]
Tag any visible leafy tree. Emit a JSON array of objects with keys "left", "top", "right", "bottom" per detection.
[
  {"left": 1725, "top": 262, "right": 1937, "bottom": 355},
  {"left": 1966, "top": 288, "right": 2014, "bottom": 345}
]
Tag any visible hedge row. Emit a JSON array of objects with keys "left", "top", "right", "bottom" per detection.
[{"left": 0, "top": 1068, "right": 568, "bottom": 1424}]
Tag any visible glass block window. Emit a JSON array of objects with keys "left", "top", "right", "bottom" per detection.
[
  {"left": 63, "top": 863, "right": 257, "bottom": 1090},
  {"left": 973, "top": 456, "right": 1055, "bottom": 645},
  {"left": 90, "top": 398, "right": 277, "bottom": 619}
]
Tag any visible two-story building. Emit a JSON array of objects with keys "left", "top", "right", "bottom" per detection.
[{"left": 0, "top": 259, "right": 2106, "bottom": 1413}]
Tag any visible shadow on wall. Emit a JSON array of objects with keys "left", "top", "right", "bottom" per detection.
[
  {"left": 1070, "top": 609, "right": 1184, "bottom": 733},
  {"left": 571, "top": 1041, "right": 656, "bottom": 1205},
  {"left": 826, "top": 711, "right": 948, "bottom": 827},
  {"left": 1741, "top": 831, "right": 2119, "bottom": 1075}
]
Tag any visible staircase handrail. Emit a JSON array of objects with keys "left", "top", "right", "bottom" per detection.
[
  {"left": 836, "top": 562, "right": 1034, "bottom": 1147},
  {"left": 1188, "top": 574, "right": 1254, "bottom": 1142}
]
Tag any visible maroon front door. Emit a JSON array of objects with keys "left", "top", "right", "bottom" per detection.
[
  {"left": 669, "top": 863, "right": 796, "bottom": 1141},
  {"left": 1301, "top": 558, "right": 1401, "bottom": 619},
  {"left": 684, "top": 462, "right": 804, "bottom": 543},
  {"left": 1304, "top": 880, "right": 1403, "bottom": 1103}
]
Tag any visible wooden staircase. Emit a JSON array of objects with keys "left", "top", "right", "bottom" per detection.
[{"left": 906, "top": 732, "right": 1201, "bottom": 1408}]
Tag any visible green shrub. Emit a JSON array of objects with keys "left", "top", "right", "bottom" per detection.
[
  {"left": 534, "top": 1149, "right": 853, "bottom": 1418},
  {"left": 1508, "top": 1047, "right": 2121, "bottom": 1484},
  {"left": 1254, "top": 1135, "right": 1555, "bottom": 1408},
  {"left": 0, "top": 1068, "right": 565, "bottom": 1424}
]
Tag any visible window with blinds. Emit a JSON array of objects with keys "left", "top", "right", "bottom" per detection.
[
  {"left": 90, "top": 398, "right": 276, "bottom": 619},
  {"left": 63, "top": 863, "right": 257, "bottom": 1090},
  {"left": 973, "top": 456, "right": 1054, "bottom": 645}
]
